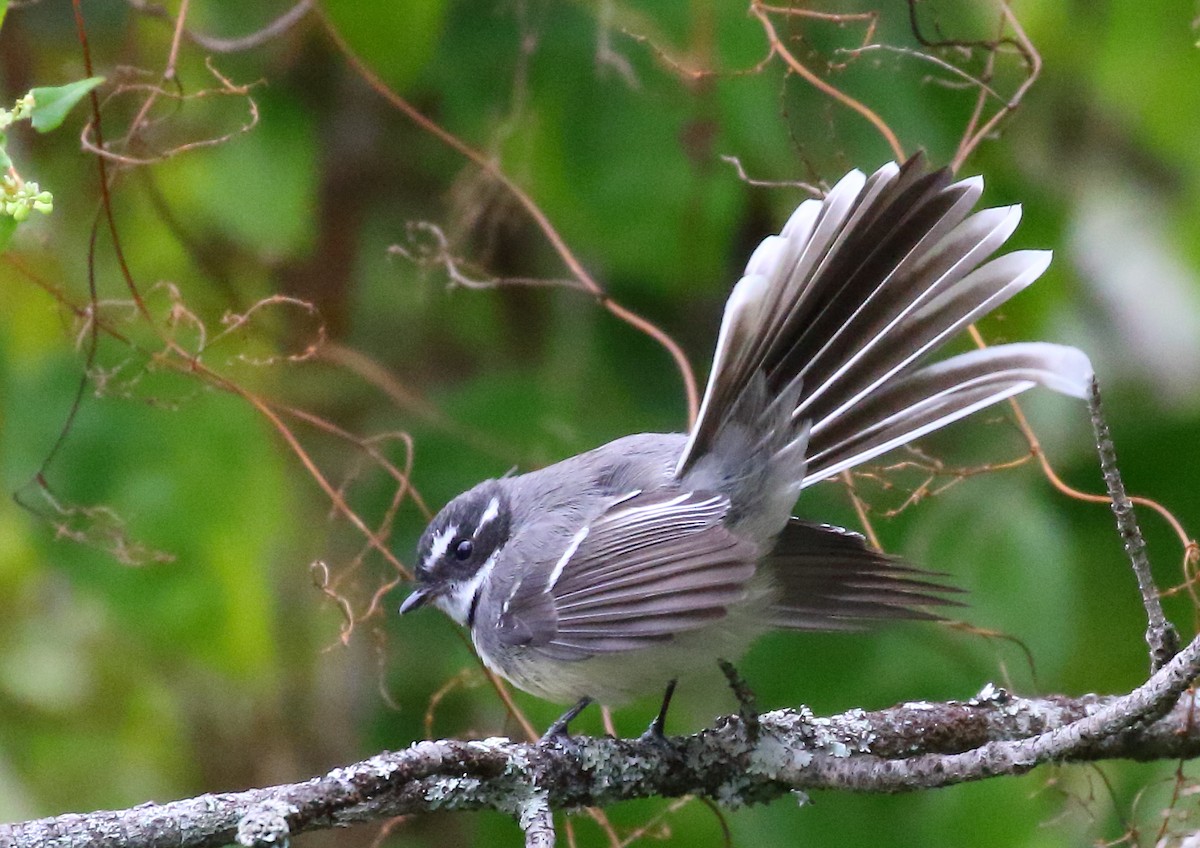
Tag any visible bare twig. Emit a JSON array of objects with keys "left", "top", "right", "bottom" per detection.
[
  {"left": 750, "top": 0, "right": 906, "bottom": 161},
  {"left": 1087, "top": 377, "right": 1180, "bottom": 671},
  {"left": 836, "top": 43, "right": 1006, "bottom": 103},
  {"left": 389, "top": 221, "right": 591, "bottom": 293},
  {"left": 950, "top": 2, "right": 1040, "bottom": 169},
  {"left": 719, "top": 154, "right": 822, "bottom": 195},
  {"left": 125, "top": 0, "right": 314, "bottom": 53},
  {"left": 519, "top": 795, "right": 556, "bottom": 848},
  {"left": 316, "top": 8, "right": 700, "bottom": 426},
  {"left": 80, "top": 60, "right": 261, "bottom": 167}
]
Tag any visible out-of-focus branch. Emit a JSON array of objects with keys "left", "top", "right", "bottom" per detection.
[
  {"left": 7, "top": 635, "right": 1200, "bottom": 848},
  {"left": 316, "top": 8, "right": 701, "bottom": 427},
  {"left": 125, "top": 0, "right": 314, "bottom": 53},
  {"left": 750, "top": 0, "right": 906, "bottom": 161}
]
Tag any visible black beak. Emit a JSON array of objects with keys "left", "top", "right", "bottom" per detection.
[{"left": 399, "top": 586, "right": 432, "bottom": 615}]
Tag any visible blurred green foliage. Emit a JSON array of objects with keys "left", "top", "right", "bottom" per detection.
[{"left": 1, "top": 1, "right": 1199, "bottom": 846}]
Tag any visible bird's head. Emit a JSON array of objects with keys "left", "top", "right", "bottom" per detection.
[{"left": 399, "top": 479, "right": 512, "bottom": 627}]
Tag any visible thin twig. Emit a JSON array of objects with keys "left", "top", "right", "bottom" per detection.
[
  {"left": 720, "top": 154, "right": 822, "bottom": 195},
  {"left": 125, "top": 0, "right": 314, "bottom": 53},
  {"left": 837, "top": 43, "right": 1006, "bottom": 102},
  {"left": 1087, "top": 377, "right": 1180, "bottom": 671},
  {"left": 750, "top": 1, "right": 905, "bottom": 161},
  {"left": 841, "top": 468, "right": 883, "bottom": 550},
  {"left": 519, "top": 795, "right": 556, "bottom": 848},
  {"left": 316, "top": 7, "right": 700, "bottom": 427},
  {"left": 951, "top": 2, "right": 1040, "bottom": 169}
]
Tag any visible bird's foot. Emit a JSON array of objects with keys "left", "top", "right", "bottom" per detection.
[
  {"left": 639, "top": 679, "right": 678, "bottom": 745},
  {"left": 540, "top": 696, "right": 594, "bottom": 746},
  {"left": 718, "top": 659, "right": 760, "bottom": 745}
]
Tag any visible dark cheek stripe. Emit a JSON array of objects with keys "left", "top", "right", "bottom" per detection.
[{"left": 467, "top": 583, "right": 484, "bottom": 629}]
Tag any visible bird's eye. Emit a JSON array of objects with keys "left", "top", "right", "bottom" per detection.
[{"left": 454, "top": 539, "right": 473, "bottom": 561}]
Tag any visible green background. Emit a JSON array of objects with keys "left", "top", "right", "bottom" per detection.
[{"left": 1, "top": 1, "right": 1199, "bottom": 845}]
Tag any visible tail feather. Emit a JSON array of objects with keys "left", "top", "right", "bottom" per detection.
[
  {"left": 794, "top": 204, "right": 1025, "bottom": 424},
  {"left": 676, "top": 154, "right": 1093, "bottom": 511},
  {"left": 804, "top": 343, "right": 1092, "bottom": 483},
  {"left": 804, "top": 248, "right": 1053, "bottom": 435},
  {"left": 769, "top": 165, "right": 962, "bottom": 390}
]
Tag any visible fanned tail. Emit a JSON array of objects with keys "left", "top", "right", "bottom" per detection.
[
  {"left": 674, "top": 154, "right": 1094, "bottom": 630},
  {"left": 677, "top": 153, "right": 1092, "bottom": 510}
]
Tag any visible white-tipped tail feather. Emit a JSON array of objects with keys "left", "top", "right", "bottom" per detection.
[
  {"left": 802, "top": 342, "right": 1093, "bottom": 483},
  {"left": 677, "top": 153, "right": 1093, "bottom": 503}
]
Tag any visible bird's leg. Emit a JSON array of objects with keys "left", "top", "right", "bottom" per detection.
[
  {"left": 640, "top": 679, "right": 678, "bottom": 743},
  {"left": 718, "top": 659, "right": 760, "bottom": 745},
  {"left": 540, "top": 695, "right": 594, "bottom": 744}
]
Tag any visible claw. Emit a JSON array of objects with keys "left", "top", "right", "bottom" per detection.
[
  {"left": 718, "top": 658, "right": 760, "bottom": 744},
  {"left": 640, "top": 679, "right": 677, "bottom": 743},
  {"left": 540, "top": 696, "right": 594, "bottom": 744}
]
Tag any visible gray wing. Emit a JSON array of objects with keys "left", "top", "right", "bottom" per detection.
[{"left": 495, "top": 490, "right": 759, "bottom": 659}]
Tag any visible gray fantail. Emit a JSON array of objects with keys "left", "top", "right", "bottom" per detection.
[{"left": 399, "top": 155, "right": 1093, "bottom": 708}]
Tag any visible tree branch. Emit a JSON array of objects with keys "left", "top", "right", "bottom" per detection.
[{"left": 6, "top": 633, "right": 1200, "bottom": 848}]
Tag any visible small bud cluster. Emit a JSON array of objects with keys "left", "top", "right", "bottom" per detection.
[
  {"left": 1, "top": 92, "right": 55, "bottom": 225},
  {"left": 2, "top": 175, "right": 53, "bottom": 221},
  {"left": 0, "top": 93, "right": 35, "bottom": 130}
]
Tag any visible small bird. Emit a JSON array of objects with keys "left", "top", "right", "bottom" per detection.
[{"left": 400, "top": 155, "right": 1093, "bottom": 713}]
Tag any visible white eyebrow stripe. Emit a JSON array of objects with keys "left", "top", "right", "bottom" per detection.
[
  {"left": 427, "top": 523, "right": 458, "bottom": 565},
  {"left": 546, "top": 527, "right": 589, "bottom": 591},
  {"left": 477, "top": 497, "right": 500, "bottom": 529}
]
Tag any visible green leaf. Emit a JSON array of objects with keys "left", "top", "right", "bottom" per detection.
[
  {"left": 0, "top": 0, "right": 8, "bottom": 34},
  {"left": 29, "top": 77, "right": 104, "bottom": 133},
  {"left": 0, "top": 130, "right": 10, "bottom": 170},
  {"left": 0, "top": 215, "right": 17, "bottom": 253}
]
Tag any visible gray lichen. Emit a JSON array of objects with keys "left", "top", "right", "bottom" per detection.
[{"left": 236, "top": 800, "right": 298, "bottom": 847}]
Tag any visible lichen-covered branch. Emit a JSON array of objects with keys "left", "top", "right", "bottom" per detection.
[{"left": 5, "top": 634, "right": 1200, "bottom": 848}]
